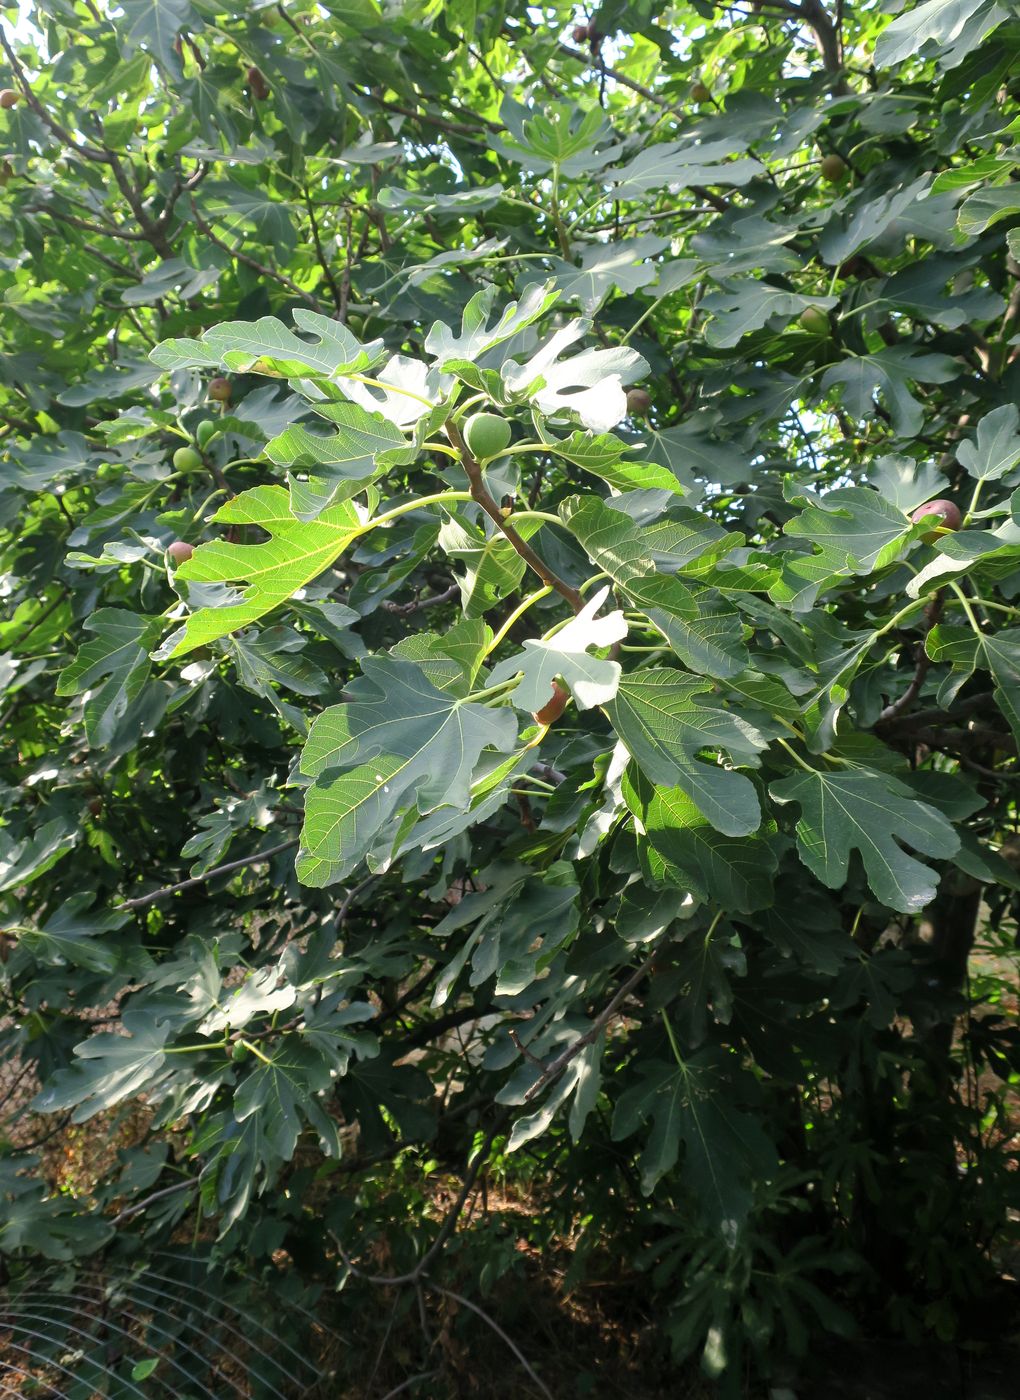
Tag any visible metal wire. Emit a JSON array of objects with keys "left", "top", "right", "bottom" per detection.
[
  {"left": 1, "top": 1255, "right": 332, "bottom": 1398},
  {"left": 2, "top": 1290, "right": 244, "bottom": 1400},
  {"left": 0, "top": 1305, "right": 190, "bottom": 1398},
  {"left": 0, "top": 1324, "right": 148, "bottom": 1400}
]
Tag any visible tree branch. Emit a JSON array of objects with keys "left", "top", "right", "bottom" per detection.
[
  {"left": 303, "top": 187, "right": 344, "bottom": 315},
  {"left": 876, "top": 590, "right": 944, "bottom": 723},
  {"left": 119, "top": 838, "right": 299, "bottom": 909},
  {"left": 190, "top": 198, "right": 325, "bottom": 312},
  {"left": 445, "top": 420, "right": 582, "bottom": 613}
]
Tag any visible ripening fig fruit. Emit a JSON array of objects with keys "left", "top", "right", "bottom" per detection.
[
  {"left": 820, "top": 153, "right": 848, "bottom": 184},
  {"left": 911, "top": 499, "right": 962, "bottom": 541},
  {"left": 0, "top": 90, "right": 19, "bottom": 109},
  {"left": 572, "top": 23, "right": 590, "bottom": 42},
  {"left": 533, "top": 680, "right": 570, "bottom": 727},
  {"left": 208, "top": 376, "right": 232, "bottom": 402},
  {"left": 799, "top": 306, "right": 829, "bottom": 335},
  {"left": 690, "top": 81, "right": 712, "bottom": 103},
  {"left": 247, "top": 65, "right": 270, "bottom": 100},
  {"left": 627, "top": 387, "right": 652, "bottom": 416},
  {"left": 463, "top": 412, "right": 512, "bottom": 460},
  {"left": 172, "top": 445, "right": 203, "bottom": 472},
  {"left": 167, "top": 540, "right": 195, "bottom": 565},
  {"left": 195, "top": 418, "right": 218, "bottom": 449}
]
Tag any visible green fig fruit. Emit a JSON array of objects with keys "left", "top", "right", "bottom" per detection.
[
  {"left": 463, "top": 412, "right": 512, "bottom": 461},
  {"left": 799, "top": 306, "right": 829, "bottom": 335},
  {"left": 173, "top": 446, "right": 203, "bottom": 472},
  {"left": 820, "top": 153, "right": 848, "bottom": 184},
  {"left": 195, "top": 419, "right": 218, "bottom": 449}
]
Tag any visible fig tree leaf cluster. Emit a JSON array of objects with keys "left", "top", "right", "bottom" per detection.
[{"left": 1, "top": 0, "right": 1019, "bottom": 1389}]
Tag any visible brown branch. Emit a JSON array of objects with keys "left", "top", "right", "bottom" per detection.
[
  {"left": 0, "top": 25, "right": 111, "bottom": 163},
  {"left": 876, "top": 589, "right": 944, "bottom": 723},
  {"left": 445, "top": 420, "right": 582, "bottom": 613},
  {"left": 423, "top": 1282, "right": 554, "bottom": 1400},
  {"left": 382, "top": 583, "right": 460, "bottom": 616},
  {"left": 798, "top": 0, "right": 848, "bottom": 90},
  {"left": 118, "top": 838, "right": 299, "bottom": 909},
  {"left": 303, "top": 187, "right": 344, "bottom": 315},
  {"left": 190, "top": 198, "right": 325, "bottom": 311},
  {"left": 26, "top": 202, "right": 152, "bottom": 243},
  {"left": 523, "top": 940, "right": 662, "bottom": 1101}
]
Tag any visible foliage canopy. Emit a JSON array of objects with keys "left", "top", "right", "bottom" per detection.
[{"left": 1, "top": 0, "right": 1019, "bottom": 1392}]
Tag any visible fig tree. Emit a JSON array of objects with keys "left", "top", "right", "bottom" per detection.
[
  {"left": 208, "top": 376, "right": 232, "bottom": 403},
  {"left": 463, "top": 412, "right": 512, "bottom": 460},
  {"left": 172, "top": 446, "right": 203, "bottom": 472},
  {"left": 911, "top": 499, "right": 961, "bottom": 541},
  {"left": 0, "top": 90, "right": 19, "bottom": 109},
  {"left": 820, "top": 153, "right": 848, "bottom": 183},
  {"left": 533, "top": 680, "right": 570, "bottom": 726},
  {"left": 799, "top": 306, "right": 829, "bottom": 335},
  {"left": 167, "top": 540, "right": 195, "bottom": 565},
  {"left": 626, "top": 387, "right": 652, "bottom": 416}
]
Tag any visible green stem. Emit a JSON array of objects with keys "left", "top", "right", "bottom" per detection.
[
  {"left": 486, "top": 585, "right": 553, "bottom": 655},
  {"left": 362, "top": 490, "right": 472, "bottom": 532},
  {"left": 948, "top": 580, "right": 983, "bottom": 636},
  {"left": 505, "top": 509, "right": 561, "bottom": 528},
  {"left": 776, "top": 736, "right": 816, "bottom": 773},
  {"left": 464, "top": 675, "right": 522, "bottom": 704}
]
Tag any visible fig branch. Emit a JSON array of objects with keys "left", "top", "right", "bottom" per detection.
[{"left": 445, "top": 418, "right": 583, "bottom": 613}]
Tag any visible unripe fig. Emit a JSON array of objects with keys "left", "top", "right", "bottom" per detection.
[
  {"left": 167, "top": 540, "right": 195, "bottom": 565},
  {"left": 911, "top": 499, "right": 962, "bottom": 541},
  {"left": 627, "top": 387, "right": 652, "bottom": 416},
  {"left": 463, "top": 412, "right": 512, "bottom": 460},
  {"left": 172, "top": 445, "right": 203, "bottom": 472},
  {"left": 195, "top": 418, "right": 218, "bottom": 449},
  {"left": 799, "top": 306, "right": 829, "bottom": 335},
  {"left": 0, "top": 90, "right": 19, "bottom": 110},
  {"left": 820, "top": 153, "right": 848, "bottom": 184},
  {"left": 208, "top": 376, "right": 232, "bottom": 402},
  {"left": 533, "top": 680, "right": 570, "bottom": 726},
  {"left": 247, "top": 65, "right": 270, "bottom": 100},
  {"left": 231, "top": 1041, "right": 250, "bottom": 1062},
  {"left": 690, "top": 81, "right": 712, "bottom": 103}
]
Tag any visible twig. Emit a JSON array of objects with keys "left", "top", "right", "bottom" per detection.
[
  {"left": 445, "top": 420, "right": 582, "bottom": 613},
  {"left": 119, "top": 838, "right": 299, "bottom": 909},
  {"left": 382, "top": 584, "right": 460, "bottom": 616},
  {"left": 876, "top": 589, "right": 945, "bottom": 723},
  {"left": 378, "top": 1373, "right": 439, "bottom": 1400},
  {"left": 303, "top": 187, "right": 344, "bottom": 315},
  {"left": 423, "top": 1281, "right": 554, "bottom": 1400},
  {"left": 523, "top": 940, "right": 662, "bottom": 1100},
  {"left": 189, "top": 198, "right": 324, "bottom": 312},
  {"left": 111, "top": 1174, "right": 199, "bottom": 1226}
]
